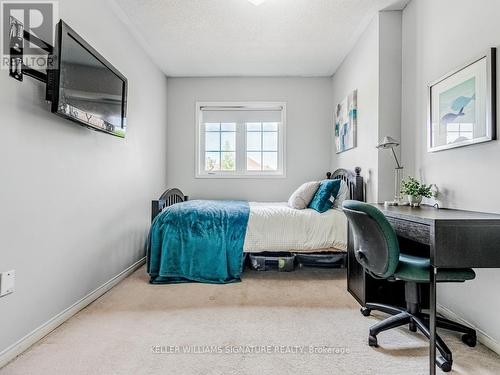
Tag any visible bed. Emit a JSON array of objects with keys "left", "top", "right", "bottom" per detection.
[
  {"left": 148, "top": 168, "right": 364, "bottom": 284},
  {"left": 244, "top": 201, "right": 348, "bottom": 253}
]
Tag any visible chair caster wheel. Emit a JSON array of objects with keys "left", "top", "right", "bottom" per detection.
[
  {"left": 462, "top": 333, "right": 477, "bottom": 347},
  {"left": 409, "top": 321, "right": 417, "bottom": 332},
  {"left": 368, "top": 335, "right": 378, "bottom": 347},
  {"left": 436, "top": 356, "right": 452, "bottom": 372},
  {"left": 360, "top": 307, "right": 371, "bottom": 317}
]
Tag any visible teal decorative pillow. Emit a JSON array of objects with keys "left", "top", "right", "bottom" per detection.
[{"left": 308, "top": 179, "right": 342, "bottom": 213}]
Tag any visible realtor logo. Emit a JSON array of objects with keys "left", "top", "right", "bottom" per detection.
[{"left": 1, "top": 1, "right": 58, "bottom": 69}]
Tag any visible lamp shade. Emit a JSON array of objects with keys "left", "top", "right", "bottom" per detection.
[{"left": 376, "top": 136, "right": 400, "bottom": 149}]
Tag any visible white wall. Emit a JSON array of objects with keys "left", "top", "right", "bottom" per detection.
[
  {"left": 331, "top": 12, "right": 402, "bottom": 203},
  {"left": 0, "top": 0, "right": 167, "bottom": 354},
  {"left": 402, "top": 0, "right": 500, "bottom": 343},
  {"left": 166, "top": 77, "right": 333, "bottom": 201}
]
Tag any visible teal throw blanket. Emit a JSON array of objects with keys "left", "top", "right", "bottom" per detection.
[{"left": 147, "top": 200, "right": 250, "bottom": 284}]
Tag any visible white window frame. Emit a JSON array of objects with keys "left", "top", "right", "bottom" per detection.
[{"left": 195, "top": 101, "right": 287, "bottom": 179}]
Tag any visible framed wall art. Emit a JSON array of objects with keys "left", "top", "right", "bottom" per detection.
[
  {"left": 335, "top": 89, "right": 357, "bottom": 153},
  {"left": 428, "top": 48, "right": 496, "bottom": 152}
]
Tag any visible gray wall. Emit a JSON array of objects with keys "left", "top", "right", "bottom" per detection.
[
  {"left": 378, "top": 12, "right": 402, "bottom": 203},
  {"left": 402, "top": 0, "right": 500, "bottom": 343},
  {"left": 331, "top": 15, "right": 380, "bottom": 203},
  {"left": 331, "top": 12, "right": 402, "bottom": 203},
  {"left": 0, "top": 0, "right": 168, "bottom": 354},
  {"left": 166, "top": 77, "right": 333, "bottom": 201}
]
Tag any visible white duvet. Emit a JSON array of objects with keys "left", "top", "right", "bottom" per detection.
[{"left": 243, "top": 202, "right": 347, "bottom": 253}]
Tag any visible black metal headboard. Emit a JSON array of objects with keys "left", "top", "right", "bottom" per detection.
[
  {"left": 151, "top": 188, "right": 188, "bottom": 222},
  {"left": 326, "top": 167, "right": 364, "bottom": 202}
]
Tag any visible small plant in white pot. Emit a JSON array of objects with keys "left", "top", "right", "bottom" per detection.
[{"left": 401, "top": 177, "right": 432, "bottom": 207}]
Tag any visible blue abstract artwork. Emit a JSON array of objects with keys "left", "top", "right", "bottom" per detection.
[
  {"left": 335, "top": 90, "right": 357, "bottom": 153},
  {"left": 439, "top": 77, "right": 476, "bottom": 145}
]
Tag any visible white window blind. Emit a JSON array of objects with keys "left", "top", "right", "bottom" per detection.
[{"left": 201, "top": 109, "right": 282, "bottom": 123}]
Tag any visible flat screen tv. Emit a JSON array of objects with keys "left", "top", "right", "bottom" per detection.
[{"left": 47, "top": 21, "right": 128, "bottom": 138}]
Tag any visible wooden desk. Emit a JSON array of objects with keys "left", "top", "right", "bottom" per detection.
[{"left": 347, "top": 204, "right": 500, "bottom": 374}]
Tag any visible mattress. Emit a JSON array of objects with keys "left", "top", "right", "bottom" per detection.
[{"left": 243, "top": 202, "right": 347, "bottom": 253}]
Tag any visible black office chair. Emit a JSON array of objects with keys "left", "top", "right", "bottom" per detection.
[{"left": 342, "top": 200, "right": 477, "bottom": 373}]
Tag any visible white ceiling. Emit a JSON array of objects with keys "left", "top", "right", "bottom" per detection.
[{"left": 112, "top": 0, "right": 409, "bottom": 77}]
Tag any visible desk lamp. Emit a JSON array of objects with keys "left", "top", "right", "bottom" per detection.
[{"left": 376, "top": 136, "right": 405, "bottom": 206}]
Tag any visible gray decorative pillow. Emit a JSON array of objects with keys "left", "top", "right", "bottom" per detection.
[{"left": 288, "top": 181, "right": 321, "bottom": 209}]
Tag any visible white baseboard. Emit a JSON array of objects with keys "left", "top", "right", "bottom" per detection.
[
  {"left": 438, "top": 304, "right": 500, "bottom": 355},
  {"left": 0, "top": 257, "right": 146, "bottom": 369}
]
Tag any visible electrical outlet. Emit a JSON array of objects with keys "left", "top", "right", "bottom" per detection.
[{"left": 0, "top": 270, "right": 15, "bottom": 297}]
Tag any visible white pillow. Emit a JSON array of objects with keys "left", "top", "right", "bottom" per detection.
[
  {"left": 288, "top": 181, "right": 320, "bottom": 209},
  {"left": 332, "top": 180, "right": 348, "bottom": 208}
]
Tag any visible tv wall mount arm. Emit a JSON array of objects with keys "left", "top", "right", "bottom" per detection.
[{"left": 9, "top": 16, "right": 54, "bottom": 83}]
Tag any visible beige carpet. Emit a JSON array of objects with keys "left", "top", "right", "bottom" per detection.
[{"left": 2, "top": 266, "right": 500, "bottom": 375}]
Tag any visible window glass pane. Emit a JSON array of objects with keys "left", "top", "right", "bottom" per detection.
[
  {"left": 247, "top": 152, "right": 262, "bottom": 171},
  {"left": 205, "top": 132, "right": 220, "bottom": 151},
  {"left": 221, "top": 132, "right": 236, "bottom": 151},
  {"left": 205, "top": 152, "right": 220, "bottom": 171},
  {"left": 263, "top": 122, "right": 278, "bottom": 131},
  {"left": 246, "top": 122, "right": 262, "bottom": 131},
  {"left": 262, "top": 152, "right": 278, "bottom": 171},
  {"left": 262, "top": 132, "right": 278, "bottom": 151},
  {"left": 221, "top": 152, "right": 236, "bottom": 171},
  {"left": 221, "top": 122, "right": 236, "bottom": 131},
  {"left": 205, "top": 123, "right": 220, "bottom": 132},
  {"left": 246, "top": 132, "right": 261, "bottom": 151}
]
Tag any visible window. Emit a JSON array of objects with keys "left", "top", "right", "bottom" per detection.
[{"left": 196, "top": 102, "right": 286, "bottom": 178}]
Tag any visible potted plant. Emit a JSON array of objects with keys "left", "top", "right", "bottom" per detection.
[{"left": 400, "top": 177, "right": 432, "bottom": 207}]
